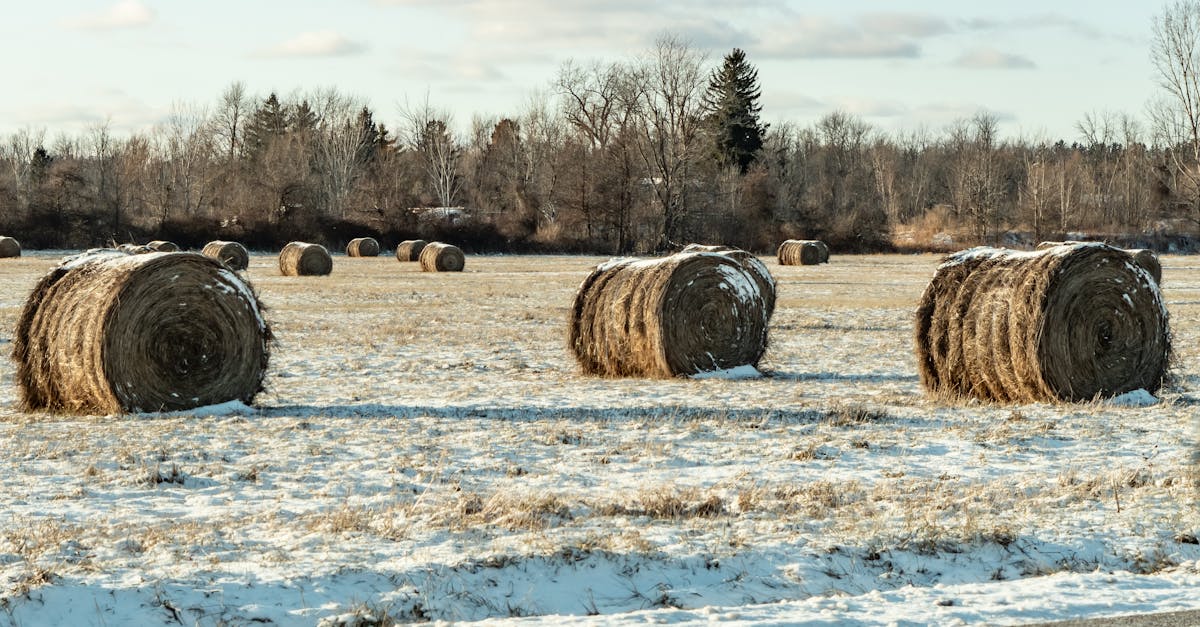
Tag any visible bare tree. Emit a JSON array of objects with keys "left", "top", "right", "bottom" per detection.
[
  {"left": 3, "top": 127, "right": 47, "bottom": 218},
  {"left": 399, "top": 96, "right": 463, "bottom": 208},
  {"left": 1150, "top": 1, "right": 1200, "bottom": 226},
  {"left": 212, "top": 81, "right": 249, "bottom": 162},
  {"left": 163, "top": 102, "right": 214, "bottom": 217}
]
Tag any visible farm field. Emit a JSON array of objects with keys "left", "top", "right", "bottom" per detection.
[{"left": 0, "top": 250, "right": 1198, "bottom": 625}]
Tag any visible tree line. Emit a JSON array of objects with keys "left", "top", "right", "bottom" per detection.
[{"left": 2, "top": 30, "right": 1200, "bottom": 254}]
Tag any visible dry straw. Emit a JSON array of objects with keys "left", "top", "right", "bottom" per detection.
[
  {"left": 11, "top": 250, "right": 271, "bottom": 414},
  {"left": 681, "top": 243, "right": 777, "bottom": 318},
  {"left": 777, "top": 239, "right": 828, "bottom": 265},
  {"left": 279, "top": 242, "right": 332, "bottom": 276},
  {"left": 395, "top": 239, "right": 427, "bottom": 261},
  {"left": 202, "top": 240, "right": 250, "bottom": 271},
  {"left": 147, "top": 240, "right": 179, "bottom": 252},
  {"left": 0, "top": 236, "right": 20, "bottom": 258},
  {"left": 568, "top": 251, "right": 772, "bottom": 377},
  {"left": 419, "top": 242, "right": 465, "bottom": 272},
  {"left": 913, "top": 243, "right": 1170, "bottom": 403},
  {"left": 346, "top": 237, "right": 381, "bottom": 257}
]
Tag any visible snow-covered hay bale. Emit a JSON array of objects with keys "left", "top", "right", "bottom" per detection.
[
  {"left": 1129, "top": 249, "right": 1163, "bottom": 285},
  {"left": 346, "top": 237, "right": 381, "bottom": 257},
  {"left": 568, "top": 252, "right": 771, "bottom": 378},
  {"left": 913, "top": 243, "right": 1170, "bottom": 403},
  {"left": 681, "top": 243, "right": 776, "bottom": 318},
  {"left": 279, "top": 242, "right": 332, "bottom": 276},
  {"left": 147, "top": 240, "right": 178, "bottom": 252},
  {"left": 0, "top": 236, "right": 20, "bottom": 258},
  {"left": 777, "top": 239, "right": 826, "bottom": 265},
  {"left": 12, "top": 250, "right": 271, "bottom": 414},
  {"left": 395, "top": 239, "right": 427, "bottom": 262},
  {"left": 419, "top": 242, "right": 465, "bottom": 272},
  {"left": 202, "top": 240, "right": 250, "bottom": 271}
]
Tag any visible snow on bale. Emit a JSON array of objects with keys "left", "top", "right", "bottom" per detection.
[
  {"left": 0, "top": 236, "right": 20, "bottom": 258},
  {"left": 419, "top": 242, "right": 465, "bottom": 272},
  {"left": 147, "top": 240, "right": 179, "bottom": 252},
  {"left": 1035, "top": 241, "right": 1162, "bottom": 285},
  {"left": 395, "top": 239, "right": 427, "bottom": 262},
  {"left": 12, "top": 250, "right": 271, "bottom": 414},
  {"left": 202, "top": 240, "right": 250, "bottom": 271},
  {"left": 913, "top": 243, "right": 1170, "bottom": 403},
  {"left": 346, "top": 237, "right": 381, "bottom": 257},
  {"left": 118, "top": 243, "right": 153, "bottom": 254},
  {"left": 681, "top": 243, "right": 776, "bottom": 319},
  {"left": 777, "top": 239, "right": 828, "bottom": 265},
  {"left": 568, "top": 251, "right": 772, "bottom": 378},
  {"left": 279, "top": 241, "right": 332, "bottom": 276}
]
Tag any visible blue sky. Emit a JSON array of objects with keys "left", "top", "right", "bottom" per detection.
[{"left": 0, "top": 0, "right": 1165, "bottom": 141}]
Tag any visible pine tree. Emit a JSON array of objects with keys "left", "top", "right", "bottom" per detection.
[
  {"left": 703, "top": 48, "right": 767, "bottom": 173},
  {"left": 242, "top": 93, "right": 289, "bottom": 161}
]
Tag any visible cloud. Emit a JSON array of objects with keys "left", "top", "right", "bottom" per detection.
[
  {"left": 390, "top": 49, "right": 507, "bottom": 82},
  {"left": 66, "top": 0, "right": 154, "bottom": 30},
  {"left": 261, "top": 32, "right": 368, "bottom": 58},
  {"left": 953, "top": 48, "right": 1036, "bottom": 69},
  {"left": 962, "top": 14, "right": 1111, "bottom": 41},
  {"left": 755, "top": 13, "right": 951, "bottom": 60}
]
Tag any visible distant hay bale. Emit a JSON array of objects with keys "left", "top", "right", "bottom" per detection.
[
  {"left": 147, "top": 240, "right": 179, "bottom": 252},
  {"left": 913, "top": 243, "right": 1169, "bottom": 403},
  {"left": 777, "top": 239, "right": 827, "bottom": 265},
  {"left": 346, "top": 237, "right": 381, "bottom": 257},
  {"left": 395, "top": 239, "right": 427, "bottom": 261},
  {"left": 681, "top": 243, "right": 776, "bottom": 318},
  {"left": 117, "top": 243, "right": 153, "bottom": 254},
  {"left": 568, "top": 252, "right": 772, "bottom": 378},
  {"left": 279, "top": 242, "right": 332, "bottom": 276},
  {"left": 11, "top": 250, "right": 271, "bottom": 414},
  {"left": 0, "top": 236, "right": 20, "bottom": 258},
  {"left": 202, "top": 240, "right": 250, "bottom": 271},
  {"left": 419, "top": 242, "right": 465, "bottom": 272}
]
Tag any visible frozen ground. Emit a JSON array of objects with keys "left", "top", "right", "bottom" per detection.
[{"left": 0, "top": 250, "right": 1197, "bottom": 626}]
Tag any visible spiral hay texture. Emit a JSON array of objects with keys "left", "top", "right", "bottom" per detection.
[
  {"left": 0, "top": 236, "right": 20, "bottom": 258},
  {"left": 681, "top": 243, "right": 776, "bottom": 318},
  {"left": 147, "top": 240, "right": 179, "bottom": 252},
  {"left": 568, "top": 252, "right": 772, "bottom": 378},
  {"left": 202, "top": 240, "right": 250, "bottom": 271},
  {"left": 279, "top": 242, "right": 332, "bottom": 276},
  {"left": 396, "top": 239, "right": 427, "bottom": 261},
  {"left": 346, "top": 237, "right": 381, "bottom": 257},
  {"left": 914, "top": 243, "right": 1170, "bottom": 403},
  {"left": 12, "top": 251, "right": 271, "bottom": 414},
  {"left": 419, "top": 242, "right": 465, "bottom": 272},
  {"left": 1036, "top": 241, "right": 1162, "bottom": 285},
  {"left": 777, "top": 239, "right": 828, "bottom": 265}
]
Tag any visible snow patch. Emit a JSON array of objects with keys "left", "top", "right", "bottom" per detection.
[
  {"left": 690, "top": 365, "right": 762, "bottom": 380},
  {"left": 1105, "top": 389, "right": 1159, "bottom": 407}
]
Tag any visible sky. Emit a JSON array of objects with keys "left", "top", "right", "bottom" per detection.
[{"left": 0, "top": 0, "right": 1170, "bottom": 143}]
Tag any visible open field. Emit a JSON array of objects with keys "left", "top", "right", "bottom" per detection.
[{"left": 0, "top": 251, "right": 1199, "bottom": 625}]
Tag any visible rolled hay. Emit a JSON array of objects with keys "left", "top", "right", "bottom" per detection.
[
  {"left": 395, "top": 239, "right": 427, "bottom": 262},
  {"left": 913, "top": 243, "right": 1170, "bottom": 403},
  {"left": 202, "top": 240, "right": 250, "bottom": 271},
  {"left": 568, "top": 252, "right": 772, "bottom": 378},
  {"left": 147, "top": 240, "right": 179, "bottom": 252},
  {"left": 12, "top": 251, "right": 271, "bottom": 414},
  {"left": 279, "top": 242, "right": 332, "bottom": 276},
  {"left": 346, "top": 237, "right": 381, "bottom": 257},
  {"left": 0, "top": 236, "right": 20, "bottom": 258},
  {"left": 681, "top": 243, "right": 776, "bottom": 318},
  {"left": 777, "top": 239, "right": 827, "bottom": 265},
  {"left": 419, "top": 242, "right": 465, "bottom": 272},
  {"left": 1035, "top": 241, "right": 1162, "bottom": 284}
]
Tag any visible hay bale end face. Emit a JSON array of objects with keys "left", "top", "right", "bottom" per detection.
[
  {"left": 346, "top": 237, "right": 381, "bottom": 257},
  {"left": 681, "top": 243, "right": 776, "bottom": 319},
  {"left": 0, "top": 236, "right": 20, "bottom": 258},
  {"left": 914, "top": 243, "right": 1170, "bottom": 403},
  {"left": 202, "top": 240, "right": 250, "bottom": 271},
  {"left": 12, "top": 251, "right": 271, "bottom": 414},
  {"left": 147, "top": 240, "right": 179, "bottom": 252},
  {"left": 569, "top": 252, "right": 772, "bottom": 378},
  {"left": 279, "top": 242, "right": 333, "bottom": 276},
  {"left": 396, "top": 239, "right": 427, "bottom": 262},
  {"left": 777, "top": 239, "right": 827, "bottom": 265},
  {"left": 419, "top": 242, "right": 465, "bottom": 272}
]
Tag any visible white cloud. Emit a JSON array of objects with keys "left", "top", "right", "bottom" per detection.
[
  {"left": 66, "top": 0, "right": 154, "bottom": 30},
  {"left": 953, "top": 48, "right": 1036, "bottom": 70},
  {"left": 261, "top": 32, "right": 368, "bottom": 58}
]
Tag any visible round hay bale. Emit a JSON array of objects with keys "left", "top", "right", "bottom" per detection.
[
  {"left": 681, "top": 243, "right": 776, "bottom": 318},
  {"left": 11, "top": 251, "right": 271, "bottom": 414},
  {"left": 147, "top": 240, "right": 179, "bottom": 252},
  {"left": 776, "top": 239, "right": 824, "bottom": 265},
  {"left": 202, "top": 240, "right": 250, "bottom": 271},
  {"left": 913, "top": 243, "right": 1170, "bottom": 403},
  {"left": 279, "top": 242, "right": 332, "bottom": 276},
  {"left": 346, "top": 237, "right": 381, "bottom": 257},
  {"left": 419, "top": 242, "right": 465, "bottom": 272},
  {"left": 0, "top": 236, "right": 21, "bottom": 258},
  {"left": 568, "top": 252, "right": 771, "bottom": 378},
  {"left": 1129, "top": 249, "right": 1163, "bottom": 285},
  {"left": 396, "top": 239, "right": 427, "bottom": 262}
]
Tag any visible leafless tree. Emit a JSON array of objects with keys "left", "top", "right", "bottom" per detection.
[{"left": 399, "top": 96, "right": 463, "bottom": 208}]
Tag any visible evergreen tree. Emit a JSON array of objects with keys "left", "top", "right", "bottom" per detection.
[
  {"left": 242, "top": 93, "right": 289, "bottom": 161},
  {"left": 703, "top": 48, "right": 767, "bottom": 173},
  {"left": 290, "top": 100, "right": 319, "bottom": 136}
]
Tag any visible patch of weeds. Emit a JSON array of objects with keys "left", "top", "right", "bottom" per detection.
[{"left": 823, "top": 403, "right": 891, "bottom": 427}]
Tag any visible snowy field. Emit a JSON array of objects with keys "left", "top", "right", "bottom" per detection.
[{"left": 0, "top": 250, "right": 1198, "bottom": 626}]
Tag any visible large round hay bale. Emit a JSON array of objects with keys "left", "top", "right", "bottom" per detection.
[
  {"left": 0, "top": 236, "right": 20, "bottom": 258},
  {"left": 346, "top": 237, "right": 381, "bottom": 257},
  {"left": 777, "top": 239, "right": 825, "bottom": 265},
  {"left": 395, "top": 239, "right": 427, "bottom": 262},
  {"left": 147, "top": 240, "right": 179, "bottom": 252},
  {"left": 913, "top": 243, "right": 1169, "bottom": 403},
  {"left": 419, "top": 242, "right": 465, "bottom": 272},
  {"left": 1129, "top": 249, "right": 1163, "bottom": 285},
  {"left": 279, "top": 242, "right": 332, "bottom": 276},
  {"left": 202, "top": 240, "right": 250, "bottom": 271},
  {"left": 568, "top": 252, "right": 771, "bottom": 378},
  {"left": 11, "top": 251, "right": 271, "bottom": 414},
  {"left": 681, "top": 243, "right": 776, "bottom": 318}
]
